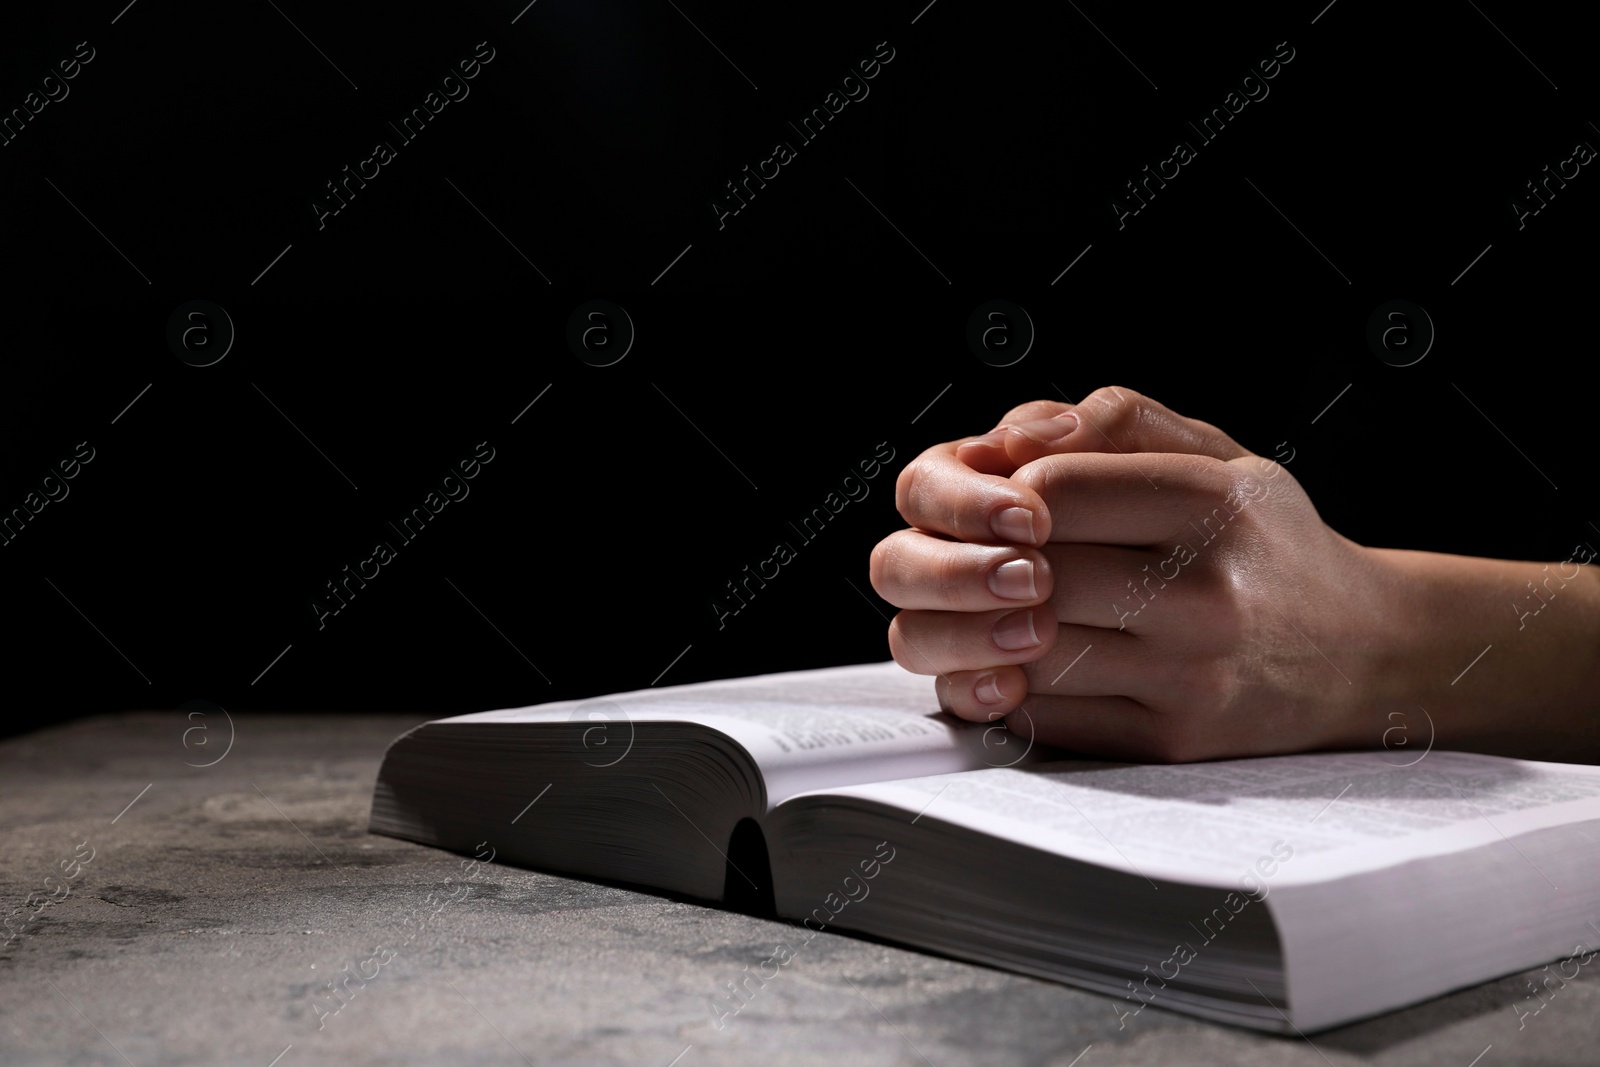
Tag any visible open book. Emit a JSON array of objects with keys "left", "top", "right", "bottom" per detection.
[{"left": 368, "top": 661, "right": 1600, "bottom": 1033}]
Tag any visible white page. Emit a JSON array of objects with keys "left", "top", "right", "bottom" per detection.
[
  {"left": 798, "top": 751, "right": 1600, "bottom": 887},
  {"left": 433, "top": 661, "right": 1043, "bottom": 806}
]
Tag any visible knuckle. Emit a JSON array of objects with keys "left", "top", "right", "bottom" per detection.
[
  {"left": 888, "top": 610, "right": 946, "bottom": 675},
  {"left": 886, "top": 613, "right": 916, "bottom": 668},
  {"left": 894, "top": 461, "right": 922, "bottom": 521},
  {"left": 1017, "top": 460, "right": 1074, "bottom": 532},
  {"left": 1000, "top": 399, "right": 1069, "bottom": 426},
  {"left": 931, "top": 550, "right": 971, "bottom": 609},
  {"left": 1026, "top": 549, "right": 1054, "bottom": 598},
  {"left": 1186, "top": 457, "right": 1251, "bottom": 517},
  {"left": 1080, "top": 385, "right": 1155, "bottom": 447},
  {"left": 868, "top": 539, "right": 893, "bottom": 597},
  {"left": 896, "top": 446, "right": 947, "bottom": 518},
  {"left": 1013, "top": 455, "right": 1058, "bottom": 496},
  {"left": 1216, "top": 460, "right": 1260, "bottom": 504}
]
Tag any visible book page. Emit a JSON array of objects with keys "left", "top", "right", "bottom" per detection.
[
  {"left": 434, "top": 661, "right": 1044, "bottom": 806},
  {"left": 796, "top": 751, "right": 1600, "bottom": 888}
]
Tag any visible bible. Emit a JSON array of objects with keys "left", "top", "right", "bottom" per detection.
[{"left": 367, "top": 661, "right": 1600, "bottom": 1032}]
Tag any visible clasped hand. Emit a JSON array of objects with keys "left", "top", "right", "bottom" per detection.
[{"left": 870, "top": 387, "right": 1398, "bottom": 762}]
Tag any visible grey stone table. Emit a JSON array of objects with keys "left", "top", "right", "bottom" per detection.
[{"left": 2, "top": 714, "right": 1593, "bottom": 1066}]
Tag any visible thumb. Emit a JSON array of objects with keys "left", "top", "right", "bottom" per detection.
[{"left": 1003, "top": 385, "right": 1251, "bottom": 466}]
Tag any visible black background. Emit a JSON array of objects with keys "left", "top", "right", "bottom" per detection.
[{"left": 0, "top": 0, "right": 1593, "bottom": 737}]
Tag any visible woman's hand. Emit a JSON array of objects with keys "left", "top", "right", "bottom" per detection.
[{"left": 870, "top": 387, "right": 1600, "bottom": 763}]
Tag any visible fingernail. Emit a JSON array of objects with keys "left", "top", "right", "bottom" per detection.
[
  {"left": 962, "top": 430, "right": 1008, "bottom": 448},
  {"left": 1015, "top": 414, "right": 1078, "bottom": 443},
  {"left": 988, "top": 559, "right": 1037, "bottom": 600},
  {"left": 992, "top": 507, "right": 1036, "bottom": 544},
  {"left": 993, "top": 610, "right": 1040, "bottom": 651},
  {"left": 974, "top": 671, "right": 1005, "bottom": 705}
]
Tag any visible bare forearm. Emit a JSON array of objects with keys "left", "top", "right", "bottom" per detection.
[{"left": 1361, "top": 547, "right": 1600, "bottom": 762}]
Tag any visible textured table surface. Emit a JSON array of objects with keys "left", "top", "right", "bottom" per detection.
[{"left": 2, "top": 713, "right": 1592, "bottom": 1067}]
